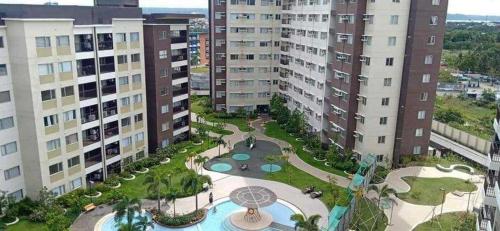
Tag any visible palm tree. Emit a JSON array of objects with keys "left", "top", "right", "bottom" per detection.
[
  {"left": 181, "top": 171, "right": 201, "bottom": 211},
  {"left": 265, "top": 155, "right": 278, "bottom": 174},
  {"left": 327, "top": 176, "right": 340, "bottom": 206},
  {"left": 187, "top": 152, "right": 197, "bottom": 169},
  {"left": 290, "top": 214, "right": 321, "bottom": 231},
  {"left": 215, "top": 135, "right": 227, "bottom": 158},
  {"left": 113, "top": 197, "right": 142, "bottom": 231},
  {"left": 165, "top": 189, "right": 178, "bottom": 217},
  {"left": 194, "top": 155, "right": 209, "bottom": 174},
  {"left": 134, "top": 215, "right": 154, "bottom": 231},
  {"left": 144, "top": 170, "right": 169, "bottom": 211},
  {"left": 368, "top": 184, "right": 397, "bottom": 208},
  {"left": 280, "top": 154, "right": 291, "bottom": 183}
]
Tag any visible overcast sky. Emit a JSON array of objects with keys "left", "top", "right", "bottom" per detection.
[{"left": 0, "top": 0, "right": 499, "bottom": 16}]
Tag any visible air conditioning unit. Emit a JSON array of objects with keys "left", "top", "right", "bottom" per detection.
[
  {"left": 360, "top": 56, "right": 368, "bottom": 62},
  {"left": 358, "top": 75, "right": 368, "bottom": 81},
  {"left": 341, "top": 15, "right": 350, "bottom": 21},
  {"left": 353, "top": 133, "right": 359, "bottom": 138},
  {"left": 362, "top": 14, "right": 373, "bottom": 21},
  {"left": 354, "top": 115, "right": 362, "bottom": 120},
  {"left": 361, "top": 35, "right": 370, "bottom": 42}
]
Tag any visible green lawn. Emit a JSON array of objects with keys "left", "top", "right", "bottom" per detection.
[
  {"left": 350, "top": 199, "right": 388, "bottom": 231},
  {"left": 192, "top": 122, "right": 234, "bottom": 136},
  {"left": 414, "top": 212, "right": 475, "bottom": 231},
  {"left": 6, "top": 220, "right": 48, "bottom": 231},
  {"left": 191, "top": 66, "right": 209, "bottom": 74},
  {"left": 264, "top": 122, "right": 347, "bottom": 177},
  {"left": 397, "top": 177, "right": 477, "bottom": 205},
  {"left": 405, "top": 155, "right": 485, "bottom": 174},
  {"left": 435, "top": 95, "right": 495, "bottom": 139}
]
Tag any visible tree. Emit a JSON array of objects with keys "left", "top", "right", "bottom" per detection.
[
  {"left": 144, "top": 170, "right": 170, "bottom": 212},
  {"left": 165, "top": 189, "right": 178, "bottom": 217},
  {"left": 46, "top": 212, "right": 71, "bottom": 231},
  {"left": 197, "top": 126, "right": 209, "bottom": 149},
  {"left": 276, "top": 105, "right": 291, "bottom": 125},
  {"left": 282, "top": 146, "right": 295, "bottom": 183},
  {"left": 438, "top": 69, "right": 456, "bottom": 83},
  {"left": 181, "top": 172, "right": 201, "bottom": 211},
  {"left": 187, "top": 152, "right": 197, "bottom": 169},
  {"left": 290, "top": 214, "right": 321, "bottom": 231},
  {"left": 265, "top": 155, "right": 279, "bottom": 174},
  {"left": 481, "top": 89, "right": 496, "bottom": 104},
  {"left": 113, "top": 197, "right": 142, "bottom": 231},
  {"left": 215, "top": 135, "right": 227, "bottom": 158},
  {"left": 135, "top": 215, "right": 154, "bottom": 231},
  {"left": 327, "top": 176, "right": 341, "bottom": 206},
  {"left": 434, "top": 108, "right": 464, "bottom": 124},
  {"left": 0, "top": 190, "right": 8, "bottom": 217},
  {"left": 367, "top": 184, "right": 397, "bottom": 208},
  {"left": 194, "top": 155, "right": 209, "bottom": 174},
  {"left": 287, "top": 109, "right": 305, "bottom": 134}
]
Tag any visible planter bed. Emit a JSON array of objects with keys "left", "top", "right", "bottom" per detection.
[
  {"left": 84, "top": 191, "right": 102, "bottom": 198},
  {"left": 122, "top": 174, "right": 136, "bottom": 181},
  {"left": 135, "top": 168, "right": 150, "bottom": 174}
]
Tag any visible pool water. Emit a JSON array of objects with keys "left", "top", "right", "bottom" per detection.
[
  {"left": 232, "top": 153, "right": 251, "bottom": 161},
  {"left": 101, "top": 200, "right": 296, "bottom": 231},
  {"left": 260, "top": 164, "right": 282, "bottom": 173},
  {"left": 210, "top": 163, "right": 233, "bottom": 172},
  {"left": 102, "top": 211, "right": 152, "bottom": 231}
]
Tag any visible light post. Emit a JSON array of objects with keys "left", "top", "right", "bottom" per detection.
[
  {"left": 89, "top": 180, "right": 95, "bottom": 203},
  {"left": 466, "top": 191, "right": 473, "bottom": 213},
  {"left": 440, "top": 188, "right": 446, "bottom": 215}
]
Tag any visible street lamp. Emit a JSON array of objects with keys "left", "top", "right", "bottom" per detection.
[
  {"left": 440, "top": 188, "right": 446, "bottom": 215},
  {"left": 89, "top": 180, "right": 95, "bottom": 203}
]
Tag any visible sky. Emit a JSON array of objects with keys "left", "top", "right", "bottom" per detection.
[{"left": 0, "top": 0, "right": 499, "bottom": 16}]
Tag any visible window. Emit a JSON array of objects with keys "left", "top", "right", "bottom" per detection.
[
  {"left": 376, "top": 155, "right": 384, "bottom": 162},
  {"left": 51, "top": 185, "right": 65, "bottom": 197},
  {"left": 130, "top": 32, "right": 139, "bottom": 42},
  {"left": 41, "top": 89, "right": 56, "bottom": 101},
  {"left": 61, "top": 86, "right": 74, "bottom": 97},
  {"left": 413, "top": 146, "right": 421, "bottom": 154},
  {"left": 424, "top": 55, "right": 433, "bottom": 64},
  {"left": 381, "top": 98, "right": 390, "bottom": 106},
  {"left": 392, "top": 0, "right": 400, "bottom": 2},
  {"left": 161, "top": 105, "right": 169, "bottom": 114},
  {"left": 38, "top": 63, "right": 54, "bottom": 76},
  {"left": 379, "top": 117, "right": 387, "bottom": 125},
  {"left": 422, "top": 74, "right": 431, "bottom": 83},
  {"left": 56, "top": 36, "right": 69, "bottom": 47},
  {"left": 4, "top": 166, "right": 21, "bottom": 180},
  {"left": 159, "top": 50, "right": 168, "bottom": 59},
  {"left": 390, "top": 15, "right": 399, "bottom": 25},
  {"left": 132, "top": 74, "right": 141, "bottom": 83},
  {"left": 0, "top": 36, "right": 3, "bottom": 48},
  {"left": 49, "top": 162, "right": 63, "bottom": 175},
  {"left": 161, "top": 122, "right": 169, "bottom": 131},
  {"left": 131, "top": 54, "right": 140, "bottom": 62},
  {"left": 420, "top": 92, "right": 428, "bottom": 101},
  {"left": 121, "top": 117, "right": 131, "bottom": 127},
  {"left": 67, "top": 155, "right": 80, "bottom": 167},
  {"left": 0, "top": 91, "right": 11, "bottom": 103},
  {"left": 122, "top": 137, "right": 132, "bottom": 147},
  {"left": 133, "top": 94, "right": 142, "bottom": 104},
  {"left": 121, "top": 97, "right": 130, "bottom": 106},
  {"left": 385, "top": 58, "right": 394, "bottom": 66},
  {"left": 47, "top": 139, "right": 61, "bottom": 151},
  {"left": 135, "top": 132, "right": 144, "bottom": 142},
  {"left": 58, "top": 61, "right": 72, "bottom": 73},
  {"left": 36, "top": 36, "right": 51, "bottom": 48},
  {"left": 134, "top": 113, "right": 143, "bottom": 122},
  {"left": 63, "top": 110, "right": 76, "bottom": 121},
  {"left": 378, "top": 136, "right": 386, "bottom": 144},
  {"left": 418, "top": 110, "right": 426, "bottom": 119},
  {"left": 8, "top": 190, "right": 23, "bottom": 201},
  {"left": 159, "top": 31, "right": 168, "bottom": 40},
  {"left": 117, "top": 55, "right": 128, "bottom": 64},
  {"left": 69, "top": 178, "right": 82, "bottom": 190},
  {"left": 160, "top": 68, "right": 167, "bottom": 78},
  {"left": 0, "top": 64, "right": 6, "bottom": 76},
  {"left": 0, "top": 117, "right": 14, "bottom": 130},
  {"left": 119, "top": 76, "right": 129, "bottom": 85},
  {"left": 432, "top": 0, "right": 440, "bottom": 5},
  {"left": 43, "top": 114, "right": 58, "bottom": 127},
  {"left": 1, "top": 141, "right": 17, "bottom": 156},
  {"left": 427, "top": 36, "right": 436, "bottom": 45},
  {"left": 65, "top": 133, "right": 78, "bottom": 145},
  {"left": 388, "top": 37, "right": 396, "bottom": 46},
  {"left": 116, "top": 33, "right": 126, "bottom": 42},
  {"left": 430, "top": 16, "right": 438, "bottom": 25},
  {"left": 383, "top": 78, "right": 392, "bottom": 86},
  {"left": 415, "top": 128, "right": 423, "bottom": 137}
]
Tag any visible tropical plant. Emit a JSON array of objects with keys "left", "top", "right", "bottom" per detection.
[
  {"left": 113, "top": 197, "right": 142, "bottom": 231},
  {"left": 215, "top": 135, "right": 227, "bottom": 158},
  {"left": 327, "top": 176, "right": 341, "bottom": 206},
  {"left": 187, "top": 152, "right": 197, "bottom": 169},
  {"left": 144, "top": 170, "right": 170, "bottom": 211},
  {"left": 0, "top": 191, "right": 8, "bottom": 217},
  {"left": 265, "top": 155, "right": 279, "bottom": 174},
  {"left": 368, "top": 184, "right": 397, "bottom": 208},
  {"left": 290, "top": 214, "right": 321, "bottom": 231},
  {"left": 181, "top": 172, "right": 201, "bottom": 211},
  {"left": 194, "top": 155, "right": 209, "bottom": 174},
  {"left": 280, "top": 149, "right": 293, "bottom": 183},
  {"left": 165, "top": 189, "right": 178, "bottom": 217},
  {"left": 135, "top": 215, "right": 154, "bottom": 231}
]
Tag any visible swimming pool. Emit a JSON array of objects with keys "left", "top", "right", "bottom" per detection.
[{"left": 98, "top": 199, "right": 298, "bottom": 231}]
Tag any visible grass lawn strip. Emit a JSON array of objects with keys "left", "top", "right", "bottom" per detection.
[
  {"left": 192, "top": 122, "right": 234, "bottom": 135},
  {"left": 264, "top": 122, "right": 347, "bottom": 177},
  {"left": 413, "top": 212, "right": 475, "bottom": 231},
  {"left": 350, "top": 199, "right": 388, "bottom": 231},
  {"left": 397, "top": 176, "right": 477, "bottom": 206}
]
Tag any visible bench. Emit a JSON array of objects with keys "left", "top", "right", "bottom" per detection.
[{"left": 84, "top": 203, "right": 96, "bottom": 212}]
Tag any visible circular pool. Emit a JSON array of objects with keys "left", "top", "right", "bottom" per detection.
[
  {"left": 97, "top": 199, "right": 299, "bottom": 231},
  {"left": 210, "top": 163, "right": 233, "bottom": 172},
  {"left": 231, "top": 153, "right": 250, "bottom": 161},
  {"left": 260, "top": 164, "right": 282, "bottom": 173}
]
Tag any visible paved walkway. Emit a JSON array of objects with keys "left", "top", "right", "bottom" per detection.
[{"left": 368, "top": 166, "right": 484, "bottom": 231}]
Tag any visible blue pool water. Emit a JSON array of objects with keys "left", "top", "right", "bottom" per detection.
[
  {"left": 102, "top": 211, "right": 153, "bottom": 231},
  {"left": 232, "top": 153, "right": 251, "bottom": 161},
  {"left": 101, "top": 200, "right": 296, "bottom": 231},
  {"left": 260, "top": 164, "right": 282, "bottom": 173},
  {"left": 210, "top": 163, "right": 233, "bottom": 172}
]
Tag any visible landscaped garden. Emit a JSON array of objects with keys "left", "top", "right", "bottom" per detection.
[
  {"left": 192, "top": 122, "right": 234, "bottom": 135},
  {"left": 413, "top": 212, "right": 475, "bottom": 231},
  {"left": 397, "top": 177, "right": 477, "bottom": 205},
  {"left": 401, "top": 154, "right": 485, "bottom": 174}
]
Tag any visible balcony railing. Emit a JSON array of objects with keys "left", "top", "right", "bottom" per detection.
[
  {"left": 105, "top": 146, "right": 120, "bottom": 160},
  {"left": 173, "top": 105, "right": 188, "bottom": 113},
  {"left": 280, "top": 59, "right": 290, "bottom": 65},
  {"left": 77, "top": 65, "right": 96, "bottom": 77},
  {"left": 81, "top": 113, "right": 98, "bottom": 124},
  {"left": 173, "top": 120, "right": 189, "bottom": 130},
  {"left": 172, "top": 71, "right": 188, "bottom": 80},
  {"left": 104, "top": 126, "right": 119, "bottom": 139},
  {"left": 172, "top": 55, "right": 187, "bottom": 62},
  {"left": 83, "top": 130, "right": 100, "bottom": 146},
  {"left": 102, "top": 85, "right": 116, "bottom": 96},
  {"left": 281, "top": 33, "right": 290, "bottom": 38},
  {"left": 98, "top": 41, "right": 113, "bottom": 51},
  {"left": 100, "top": 63, "right": 115, "bottom": 73},
  {"left": 84, "top": 153, "right": 102, "bottom": 168},
  {"left": 103, "top": 107, "right": 117, "bottom": 118},
  {"left": 173, "top": 88, "right": 188, "bottom": 96},
  {"left": 79, "top": 89, "right": 97, "bottom": 101}
]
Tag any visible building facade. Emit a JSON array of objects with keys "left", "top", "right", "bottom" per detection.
[
  {"left": 189, "top": 31, "right": 209, "bottom": 66},
  {"left": 210, "top": 0, "right": 448, "bottom": 166},
  {"left": 144, "top": 14, "right": 202, "bottom": 153},
  {"left": 0, "top": 3, "right": 149, "bottom": 198}
]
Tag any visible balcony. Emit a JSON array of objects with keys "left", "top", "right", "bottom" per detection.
[
  {"left": 105, "top": 141, "right": 120, "bottom": 160},
  {"left": 101, "top": 79, "right": 117, "bottom": 96},
  {"left": 172, "top": 65, "right": 188, "bottom": 80},
  {"left": 478, "top": 206, "right": 494, "bottom": 231},
  {"left": 84, "top": 148, "right": 102, "bottom": 168},
  {"left": 173, "top": 83, "right": 189, "bottom": 97},
  {"left": 75, "top": 34, "right": 94, "bottom": 53},
  {"left": 97, "top": 33, "right": 113, "bottom": 51},
  {"left": 81, "top": 105, "right": 99, "bottom": 124},
  {"left": 79, "top": 82, "right": 97, "bottom": 101},
  {"left": 484, "top": 172, "right": 496, "bottom": 198},
  {"left": 102, "top": 100, "right": 117, "bottom": 118},
  {"left": 173, "top": 99, "right": 189, "bottom": 113},
  {"left": 82, "top": 127, "right": 100, "bottom": 147},
  {"left": 99, "top": 56, "right": 115, "bottom": 73},
  {"left": 281, "top": 33, "right": 290, "bottom": 38},
  {"left": 104, "top": 121, "right": 119, "bottom": 139},
  {"left": 172, "top": 54, "right": 187, "bottom": 62},
  {"left": 77, "top": 59, "right": 96, "bottom": 77},
  {"left": 280, "top": 59, "right": 290, "bottom": 65},
  {"left": 173, "top": 116, "right": 189, "bottom": 130}
]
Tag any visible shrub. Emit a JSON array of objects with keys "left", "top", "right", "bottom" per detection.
[
  {"left": 120, "top": 171, "right": 132, "bottom": 179},
  {"left": 191, "top": 134, "right": 202, "bottom": 143},
  {"left": 104, "top": 176, "right": 121, "bottom": 188},
  {"left": 94, "top": 183, "right": 110, "bottom": 193},
  {"left": 9, "top": 197, "right": 37, "bottom": 217},
  {"left": 156, "top": 209, "right": 206, "bottom": 227}
]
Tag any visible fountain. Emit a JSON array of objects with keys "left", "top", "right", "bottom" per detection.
[{"left": 228, "top": 186, "right": 278, "bottom": 230}]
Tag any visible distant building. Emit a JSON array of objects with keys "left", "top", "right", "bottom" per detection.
[{"left": 189, "top": 31, "right": 209, "bottom": 66}]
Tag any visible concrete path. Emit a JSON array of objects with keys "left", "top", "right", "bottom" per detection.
[{"left": 369, "top": 166, "right": 484, "bottom": 231}]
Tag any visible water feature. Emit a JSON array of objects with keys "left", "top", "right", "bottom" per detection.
[
  {"left": 210, "top": 163, "right": 233, "bottom": 172},
  {"left": 232, "top": 153, "right": 251, "bottom": 161},
  {"left": 260, "top": 164, "right": 282, "bottom": 173}
]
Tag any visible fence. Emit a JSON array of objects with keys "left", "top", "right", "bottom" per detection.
[{"left": 431, "top": 120, "right": 490, "bottom": 154}]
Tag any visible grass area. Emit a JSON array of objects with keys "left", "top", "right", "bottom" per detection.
[
  {"left": 191, "top": 96, "right": 255, "bottom": 132},
  {"left": 6, "top": 220, "right": 48, "bottom": 231},
  {"left": 404, "top": 155, "right": 485, "bottom": 174},
  {"left": 265, "top": 163, "right": 348, "bottom": 209},
  {"left": 434, "top": 95, "right": 495, "bottom": 139},
  {"left": 397, "top": 177, "right": 477, "bottom": 206},
  {"left": 350, "top": 199, "right": 388, "bottom": 231},
  {"left": 264, "top": 122, "right": 347, "bottom": 177},
  {"left": 191, "top": 66, "right": 209, "bottom": 74},
  {"left": 192, "top": 122, "right": 234, "bottom": 135},
  {"left": 414, "top": 212, "right": 475, "bottom": 231}
]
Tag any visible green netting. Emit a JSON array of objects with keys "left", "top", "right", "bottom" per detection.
[
  {"left": 359, "top": 153, "right": 376, "bottom": 168},
  {"left": 327, "top": 219, "right": 340, "bottom": 231},
  {"left": 348, "top": 173, "right": 365, "bottom": 191},
  {"left": 327, "top": 205, "right": 348, "bottom": 230}
]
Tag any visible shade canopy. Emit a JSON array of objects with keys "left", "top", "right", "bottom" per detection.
[{"left": 229, "top": 186, "right": 277, "bottom": 209}]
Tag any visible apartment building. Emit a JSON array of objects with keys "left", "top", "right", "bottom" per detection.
[
  {"left": 0, "top": 3, "right": 148, "bottom": 198},
  {"left": 210, "top": 0, "right": 448, "bottom": 166},
  {"left": 144, "top": 14, "right": 203, "bottom": 153},
  {"left": 189, "top": 31, "right": 210, "bottom": 66}
]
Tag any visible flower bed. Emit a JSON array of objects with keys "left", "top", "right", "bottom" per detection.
[{"left": 154, "top": 209, "right": 207, "bottom": 228}]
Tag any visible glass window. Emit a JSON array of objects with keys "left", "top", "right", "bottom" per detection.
[
  {"left": 161, "top": 105, "right": 168, "bottom": 114},
  {"left": 0, "top": 117, "right": 14, "bottom": 130},
  {"left": 379, "top": 117, "right": 387, "bottom": 125},
  {"left": 121, "top": 117, "right": 131, "bottom": 127},
  {"left": 0, "top": 36, "right": 3, "bottom": 48},
  {"left": 61, "top": 86, "right": 74, "bottom": 97},
  {"left": 65, "top": 133, "right": 78, "bottom": 145},
  {"left": 1, "top": 141, "right": 17, "bottom": 156},
  {"left": 159, "top": 31, "right": 168, "bottom": 40},
  {"left": 130, "top": 32, "right": 139, "bottom": 42},
  {"left": 122, "top": 137, "right": 132, "bottom": 147},
  {"left": 0, "top": 64, "right": 7, "bottom": 76},
  {"left": 159, "top": 50, "right": 168, "bottom": 59},
  {"left": 41, "top": 89, "right": 56, "bottom": 101},
  {"left": 67, "top": 156, "right": 80, "bottom": 167},
  {"left": 422, "top": 74, "right": 431, "bottom": 83},
  {"left": 388, "top": 36, "right": 396, "bottom": 46},
  {"left": 430, "top": 16, "right": 438, "bottom": 25},
  {"left": 8, "top": 190, "right": 23, "bottom": 201},
  {"left": 133, "top": 94, "right": 142, "bottom": 103},
  {"left": 117, "top": 55, "right": 127, "bottom": 64},
  {"left": 38, "top": 63, "right": 54, "bottom": 76},
  {"left": 413, "top": 146, "right": 421, "bottom": 154},
  {"left": 49, "top": 162, "right": 63, "bottom": 175},
  {"left": 135, "top": 132, "right": 144, "bottom": 141},
  {"left": 418, "top": 111, "right": 426, "bottom": 119},
  {"left": 58, "top": 61, "right": 72, "bottom": 73},
  {"left": 69, "top": 177, "right": 82, "bottom": 190},
  {"left": 377, "top": 136, "right": 386, "bottom": 144},
  {"left": 381, "top": 98, "right": 390, "bottom": 106},
  {"left": 43, "top": 114, "right": 58, "bottom": 127},
  {"left": 4, "top": 166, "right": 21, "bottom": 180},
  {"left": 0, "top": 91, "right": 11, "bottom": 103},
  {"left": 424, "top": 55, "right": 433, "bottom": 64},
  {"left": 383, "top": 78, "right": 392, "bottom": 86},
  {"left": 116, "top": 33, "right": 126, "bottom": 42},
  {"left": 46, "top": 139, "right": 61, "bottom": 151},
  {"left": 119, "top": 76, "right": 129, "bottom": 85},
  {"left": 121, "top": 97, "right": 130, "bottom": 106},
  {"left": 134, "top": 113, "right": 143, "bottom": 122},
  {"left": 36, "top": 36, "right": 51, "bottom": 48},
  {"left": 132, "top": 74, "right": 141, "bottom": 83},
  {"left": 51, "top": 185, "right": 65, "bottom": 197},
  {"left": 63, "top": 110, "right": 76, "bottom": 121},
  {"left": 415, "top": 128, "right": 423, "bottom": 137},
  {"left": 160, "top": 68, "right": 167, "bottom": 78},
  {"left": 56, "top": 36, "right": 70, "bottom": 47},
  {"left": 131, "top": 53, "right": 140, "bottom": 62}
]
